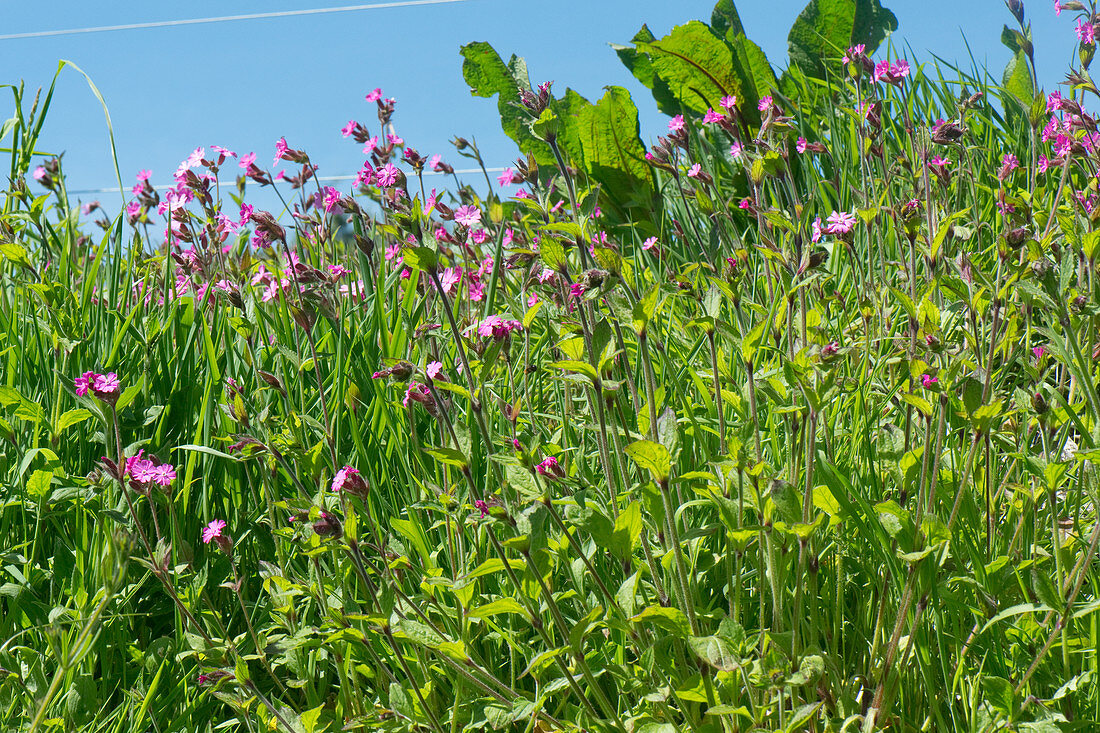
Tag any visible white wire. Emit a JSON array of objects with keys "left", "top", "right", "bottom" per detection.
[
  {"left": 66, "top": 167, "right": 508, "bottom": 195},
  {"left": 0, "top": 0, "right": 474, "bottom": 41}
]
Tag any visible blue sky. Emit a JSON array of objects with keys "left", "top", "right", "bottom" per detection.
[{"left": 0, "top": 0, "right": 1080, "bottom": 214}]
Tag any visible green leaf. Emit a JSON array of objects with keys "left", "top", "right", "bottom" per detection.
[
  {"left": 784, "top": 702, "right": 824, "bottom": 732},
  {"left": 402, "top": 246, "right": 438, "bottom": 273},
  {"left": 26, "top": 469, "right": 53, "bottom": 499},
  {"left": 632, "top": 285, "right": 660, "bottom": 335},
  {"left": 539, "top": 238, "right": 566, "bottom": 272},
  {"left": 632, "top": 605, "right": 690, "bottom": 638},
  {"left": 710, "top": 0, "right": 746, "bottom": 40},
  {"left": 613, "top": 25, "right": 680, "bottom": 117},
  {"left": 1003, "top": 50, "right": 1035, "bottom": 108},
  {"left": 548, "top": 360, "right": 598, "bottom": 382},
  {"left": 562, "top": 86, "right": 656, "bottom": 218},
  {"left": 634, "top": 21, "right": 743, "bottom": 114},
  {"left": 1031, "top": 562, "right": 1063, "bottom": 611},
  {"left": 982, "top": 675, "right": 1015, "bottom": 717},
  {"left": 460, "top": 42, "right": 552, "bottom": 164},
  {"left": 424, "top": 446, "right": 469, "bottom": 468},
  {"left": 787, "top": 0, "right": 897, "bottom": 80},
  {"left": 468, "top": 598, "right": 530, "bottom": 619},
  {"left": 740, "top": 319, "right": 767, "bottom": 365},
  {"left": 688, "top": 635, "right": 739, "bottom": 671},
  {"left": 625, "top": 440, "right": 672, "bottom": 483},
  {"left": 611, "top": 501, "right": 643, "bottom": 557}
]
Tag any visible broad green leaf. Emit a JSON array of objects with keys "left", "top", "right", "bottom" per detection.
[
  {"left": 460, "top": 42, "right": 552, "bottom": 164},
  {"left": 56, "top": 408, "right": 92, "bottom": 434},
  {"left": 634, "top": 21, "right": 743, "bottom": 114},
  {"left": 787, "top": 0, "right": 897, "bottom": 80},
  {"left": 564, "top": 86, "right": 656, "bottom": 218},
  {"left": 710, "top": 0, "right": 746, "bottom": 40},
  {"left": 613, "top": 25, "right": 680, "bottom": 117}
]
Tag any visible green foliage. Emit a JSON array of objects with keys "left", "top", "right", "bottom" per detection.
[{"left": 4, "top": 1, "right": 1100, "bottom": 732}]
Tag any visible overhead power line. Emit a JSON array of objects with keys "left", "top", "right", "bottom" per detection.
[
  {"left": 65, "top": 167, "right": 508, "bottom": 196},
  {"left": 0, "top": 0, "right": 473, "bottom": 41}
]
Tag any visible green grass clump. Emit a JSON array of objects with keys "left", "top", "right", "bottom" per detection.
[{"left": 2, "top": 0, "right": 1100, "bottom": 730}]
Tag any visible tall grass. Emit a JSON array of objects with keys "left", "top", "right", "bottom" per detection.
[{"left": 2, "top": 3, "right": 1100, "bottom": 732}]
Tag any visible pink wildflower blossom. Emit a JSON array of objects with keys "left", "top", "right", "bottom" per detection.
[
  {"left": 454, "top": 205, "right": 482, "bottom": 227},
  {"left": 825, "top": 210, "right": 857, "bottom": 234},
  {"left": 202, "top": 519, "right": 227, "bottom": 544}
]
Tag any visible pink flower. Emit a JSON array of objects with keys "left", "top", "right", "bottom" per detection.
[
  {"left": 1055, "top": 0, "right": 1063, "bottom": 16},
  {"left": 1033, "top": 345, "right": 1046, "bottom": 359},
  {"left": 497, "top": 167, "right": 517, "bottom": 186},
  {"left": 32, "top": 166, "right": 46, "bottom": 181},
  {"left": 331, "top": 466, "right": 356, "bottom": 492},
  {"left": 842, "top": 44, "right": 866, "bottom": 64},
  {"left": 811, "top": 216, "right": 823, "bottom": 243},
  {"left": 998, "top": 153, "right": 1020, "bottom": 180},
  {"left": 454, "top": 205, "right": 482, "bottom": 227},
  {"left": 238, "top": 152, "right": 255, "bottom": 170},
  {"left": 719, "top": 95, "right": 737, "bottom": 110},
  {"left": 150, "top": 463, "right": 176, "bottom": 487},
  {"left": 474, "top": 314, "right": 522, "bottom": 339},
  {"left": 74, "top": 371, "right": 94, "bottom": 397},
  {"left": 474, "top": 499, "right": 489, "bottom": 517},
  {"left": 93, "top": 373, "right": 120, "bottom": 394},
  {"left": 429, "top": 154, "right": 444, "bottom": 171},
  {"left": 365, "top": 88, "right": 383, "bottom": 103},
  {"left": 440, "top": 266, "right": 462, "bottom": 294},
  {"left": 919, "top": 374, "right": 938, "bottom": 389},
  {"left": 702, "top": 108, "right": 724, "bottom": 124},
  {"left": 375, "top": 163, "right": 399, "bottom": 187},
  {"left": 426, "top": 361, "right": 443, "bottom": 380},
  {"left": 729, "top": 142, "right": 743, "bottom": 159},
  {"left": 796, "top": 137, "right": 808, "bottom": 153},
  {"left": 668, "top": 114, "right": 685, "bottom": 132},
  {"left": 1077, "top": 18, "right": 1095, "bottom": 46},
  {"left": 536, "top": 456, "right": 562, "bottom": 478},
  {"left": 322, "top": 186, "right": 341, "bottom": 213},
  {"left": 387, "top": 132, "right": 404, "bottom": 146},
  {"left": 202, "top": 519, "right": 226, "bottom": 544},
  {"left": 757, "top": 96, "right": 774, "bottom": 112},
  {"left": 825, "top": 210, "right": 857, "bottom": 234},
  {"left": 642, "top": 236, "right": 658, "bottom": 251},
  {"left": 273, "top": 137, "right": 291, "bottom": 167},
  {"left": 687, "top": 163, "right": 702, "bottom": 178},
  {"left": 1047, "top": 91, "right": 1063, "bottom": 112},
  {"left": 136, "top": 169, "right": 152, "bottom": 181},
  {"left": 341, "top": 120, "right": 356, "bottom": 137}
]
